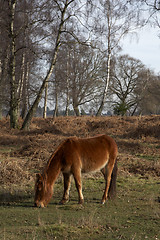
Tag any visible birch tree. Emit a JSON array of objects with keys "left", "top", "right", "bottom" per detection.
[
  {"left": 43, "top": 82, "right": 48, "bottom": 119},
  {"left": 21, "top": 0, "right": 75, "bottom": 129},
  {"left": 0, "top": 2, "right": 9, "bottom": 119},
  {"left": 85, "top": 0, "right": 140, "bottom": 116},
  {"left": 98, "top": 0, "right": 141, "bottom": 115},
  {"left": 1, "top": 0, "right": 37, "bottom": 127},
  {"left": 8, "top": 0, "right": 18, "bottom": 128}
]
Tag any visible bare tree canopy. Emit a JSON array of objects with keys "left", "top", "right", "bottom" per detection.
[{"left": 0, "top": 0, "right": 159, "bottom": 128}]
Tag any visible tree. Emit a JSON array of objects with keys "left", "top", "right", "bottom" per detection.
[
  {"left": 0, "top": 0, "right": 39, "bottom": 127},
  {"left": 140, "top": 0, "right": 160, "bottom": 10},
  {"left": 1, "top": 0, "right": 159, "bottom": 123},
  {"left": 137, "top": 73, "right": 160, "bottom": 114},
  {"left": 0, "top": 1, "right": 10, "bottom": 119},
  {"left": 110, "top": 55, "right": 146, "bottom": 115},
  {"left": 54, "top": 42, "right": 105, "bottom": 116},
  {"left": 132, "top": 0, "right": 160, "bottom": 30},
  {"left": 21, "top": 0, "right": 75, "bottom": 129},
  {"left": 8, "top": 0, "right": 19, "bottom": 128},
  {"left": 85, "top": 0, "right": 141, "bottom": 116},
  {"left": 69, "top": 45, "right": 103, "bottom": 116},
  {"left": 114, "top": 102, "right": 129, "bottom": 116},
  {"left": 43, "top": 82, "right": 48, "bottom": 119}
]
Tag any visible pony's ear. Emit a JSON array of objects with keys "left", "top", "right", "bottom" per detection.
[{"left": 36, "top": 173, "right": 41, "bottom": 180}]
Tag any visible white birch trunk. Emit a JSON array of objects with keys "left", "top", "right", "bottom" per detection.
[{"left": 43, "top": 81, "right": 48, "bottom": 119}]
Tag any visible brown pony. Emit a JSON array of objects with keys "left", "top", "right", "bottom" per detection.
[{"left": 34, "top": 134, "right": 118, "bottom": 207}]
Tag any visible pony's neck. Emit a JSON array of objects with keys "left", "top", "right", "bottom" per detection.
[{"left": 45, "top": 153, "right": 61, "bottom": 186}]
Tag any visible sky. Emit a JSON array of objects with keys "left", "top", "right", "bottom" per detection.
[{"left": 121, "top": 26, "right": 160, "bottom": 74}]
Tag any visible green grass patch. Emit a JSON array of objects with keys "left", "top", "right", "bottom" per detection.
[
  {"left": 0, "top": 145, "right": 20, "bottom": 153},
  {"left": 136, "top": 153, "right": 159, "bottom": 161},
  {"left": 0, "top": 176, "right": 160, "bottom": 240}
]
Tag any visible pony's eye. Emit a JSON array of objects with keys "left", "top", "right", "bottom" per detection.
[{"left": 38, "top": 185, "right": 42, "bottom": 191}]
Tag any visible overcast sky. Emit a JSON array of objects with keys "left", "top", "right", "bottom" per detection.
[{"left": 121, "top": 26, "right": 160, "bottom": 74}]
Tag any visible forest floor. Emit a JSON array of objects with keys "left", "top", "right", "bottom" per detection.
[{"left": 0, "top": 115, "right": 160, "bottom": 240}]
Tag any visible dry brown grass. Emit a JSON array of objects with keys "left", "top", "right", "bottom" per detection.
[{"left": 0, "top": 115, "right": 160, "bottom": 185}]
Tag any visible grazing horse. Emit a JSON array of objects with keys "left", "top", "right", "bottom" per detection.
[{"left": 34, "top": 135, "right": 118, "bottom": 207}]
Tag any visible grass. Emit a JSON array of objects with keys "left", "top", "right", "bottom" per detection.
[
  {"left": 136, "top": 153, "right": 159, "bottom": 161},
  {"left": 0, "top": 176, "right": 160, "bottom": 240},
  {"left": 0, "top": 116, "right": 159, "bottom": 239}
]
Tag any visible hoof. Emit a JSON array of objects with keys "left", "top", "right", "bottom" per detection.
[
  {"left": 78, "top": 199, "right": 84, "bottom": 204},
  {"left": 59, "top": 199, "right": 69, "bottom": 205}
]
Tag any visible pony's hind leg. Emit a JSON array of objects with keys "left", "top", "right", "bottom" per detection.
[
  {"left": 72, "top": 168, "right": 84, "bottom": 204},
  {"left": 60, "top": 173, "right": 71, "bottom": 204},
  {"left": 101, "top": 161, "right": 115, "bottom": 204}
]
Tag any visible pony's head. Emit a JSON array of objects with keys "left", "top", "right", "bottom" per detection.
[{"left": 34, "top": 173, "right": 53, "bottom": 208}]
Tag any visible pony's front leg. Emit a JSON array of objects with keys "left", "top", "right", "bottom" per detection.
[
  {"left": 73, "top": 169, "right": 84, "bottom": 204},
  {"left": 60, "top": 173, "right": 71, "bottom": 204}
]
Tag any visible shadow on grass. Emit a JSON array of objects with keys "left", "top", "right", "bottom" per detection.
[{"left": 0, "top": 191, "right": 34, "bottom": 208}]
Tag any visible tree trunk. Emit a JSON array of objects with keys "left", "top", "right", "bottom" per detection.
[
  {"left": 21, "top": 79, "right": 48, "bottom": 129},
  {"left": 73, "top": 106, "right": 80, "bottom": 116},
  {"left": 9, "top": 0, "right": 19, "bottom": 129},
  {"left": 43, "top": 81, "right": 48, "bottom": 119},
  {"left": 96, "top": 3, "right": 112, "bottom": 117},
  {"left": 0, "top": 47, "right": 9, "bottom": 120},
  {"left": 73, "top": 100, "right": 80, "bottom": 116},
  {"left": 21, "top": 0, "right": 70, "bottom": 130},
  {"left": 0, "top": 59, "right": 2, "bottom": 120},
  {"left": 96, "top": 52, "right": 111, "bottom": 116},
  {"left": 53, "top": 91, "right": 58, "bottom": 119},
  {"left": 65, "top": 88, "right": 69, "bottom": 116},
  {"left": 65, "top": 57, "right": 70, "bottom": 116},
  {"left": 16, "top": 53, "right": 25, "bottom": 117},
  {"left": 21, "top": 62, "right": 29, "bottom": 119}
]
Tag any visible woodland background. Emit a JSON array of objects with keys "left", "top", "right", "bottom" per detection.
[{"left": 0, "top": 0, "right": 160, "bottom": 130}]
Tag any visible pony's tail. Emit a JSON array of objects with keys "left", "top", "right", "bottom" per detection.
[{"left": 108, "top": 159, "right": 118, "bottom": 199}]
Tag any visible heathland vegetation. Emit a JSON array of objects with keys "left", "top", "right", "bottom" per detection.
[{"left": 0, "top": 115, "right": 159, "bottom": 239}]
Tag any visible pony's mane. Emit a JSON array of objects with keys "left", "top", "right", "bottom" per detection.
[{"left": 42, "top": 137, "right": 76, "bottom": 175}]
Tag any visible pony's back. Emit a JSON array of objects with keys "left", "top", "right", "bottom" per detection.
[{"left": 61, "top": 135, "right": 117, "bottom": 173}]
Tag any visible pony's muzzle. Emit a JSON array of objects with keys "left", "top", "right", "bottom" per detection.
[
  {"left": 34, "top": 202, "right": 39, "bottom": 208},
  {"left": 34, "top": 201, "right": 45, "bottom": 208}
]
